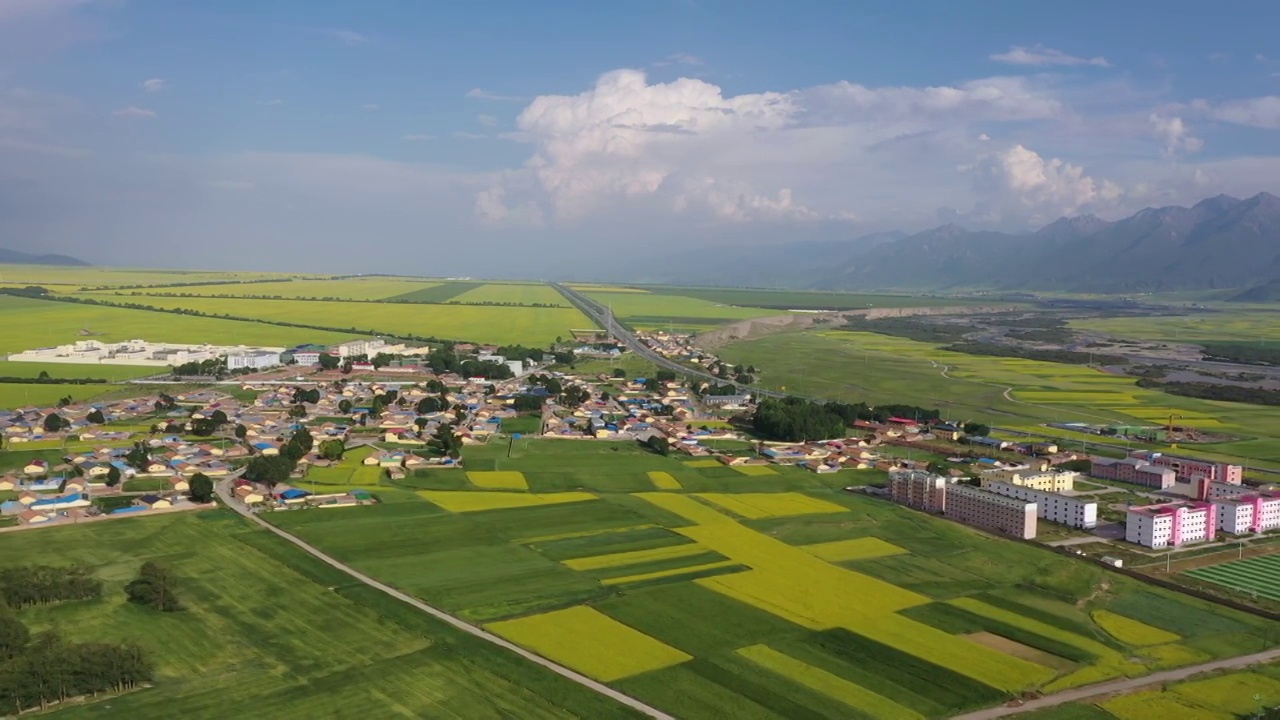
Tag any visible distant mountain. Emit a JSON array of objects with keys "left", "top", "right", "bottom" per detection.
[
  {"left": 1229, "top": 279, "right": 1280, "bottom": 303},
  {"left": 0, "top": 247, "right": 90, "bottom": 267},
  {"left": 816, "top": 192, "right": 1280, "bottom": 293}
]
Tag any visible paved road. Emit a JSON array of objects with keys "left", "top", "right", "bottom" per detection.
[
  {"left": 213, "top": 479, "right": 674, "bottom": 720},
  {"left": 953, "top": 648, "right": 1280, "bottom": 719}
]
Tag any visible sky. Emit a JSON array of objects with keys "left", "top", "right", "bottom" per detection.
[{"left": 2, "top": 0, "right": 1280, "bottom": 277}]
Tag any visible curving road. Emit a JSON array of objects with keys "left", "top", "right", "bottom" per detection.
[
  {"left": 214, "top": 479, "right": 674, "bottom": 720},
  {"left": 953, "top": 647, "right": 1280, "bottom": 719}
]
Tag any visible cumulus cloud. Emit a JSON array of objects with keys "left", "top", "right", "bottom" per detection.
[
  {"left": 990, "top": 44, "right": 1110, "bottom": 68},
  {"left": 974, "top": 144, "right": 1123, "bottom": 224},
  {"left": 112, "top": 106, "right": 156, "bottom": 118},
  {"left": 141, "top": 78, "right": 165, "bottom": 93},
  {"left": 477, "top": 114, "right": 497, "bottom": 127},
  {"left": 1149, "top": 114, "right": 1203, "bottom": 156},
  {"left": 1207, "top": 96, "right": 1280, "bottom": 129},
  {"left": 466, "top": 88, "right": 524, "bottom": 102}
]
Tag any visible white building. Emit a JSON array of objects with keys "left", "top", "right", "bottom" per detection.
[
  {"left": 227, "top": 352, "right": 282, "bottom": 371},
  {"left": 983, "top": 480, "right": 1098, "bottom": 529},
  {"left": 1213, "top": 492, "right": 1280, "bottom": 534},
  {"left": 505, "top": 360, "right": 525, "bottom": 376},
  {"left": 1125, "top": 501, "right": 1216, "bottom": 549},
  {"left": 292, "top": 351, "right": 322, "bottom": 366},
  {"left": 333, "top": 338, "right": 386, "bottom": 358},
  {"left": 477, "top": 353, "right": 505, "bottom": 364}
]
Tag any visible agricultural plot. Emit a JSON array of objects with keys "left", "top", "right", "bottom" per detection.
[
  {"left": 64, "top": 294, "right": 588, "bottom": 346},
  {"left": 468, "top": 470, "right": 530, "bottom": 490},
  {"left": 0, "top": 295, "right": 356, "bottom": 356},
  {"left": 1184, "top": 555, "right": 1280, "bottom": 601},
  {"left": 91, "top": 278, "right": 444, "bottom": 300},
  {"left": 643, "top": 286, "right": 985, "bottom": 311},
  {"left": 646, "top": 471, "right": 682, "bottom": 489},
  {"left": 0, "top": 264, "right": 294, "bottom": 288},
  {"left": 0, "top": 360, "right": 160, "bottom": 380},
  {"left": 453, "top": 283, "right": 570, "bottom": 306},
  {"left": 0, "top": 382, "right": 114, "bottom": 409},
  {"left": 0, "top": 511, "right": 635, "bottom": 719},
  {"left": 801, "top": 537, "right": 907, "bottom": 562},
  {"left": 693, "top": 492, "right": 848, "bottom": 519},
  {"left": 580, "top": 289, "right": 786, "bottom": 330},
  {"left": 732, "top": 464, "right": 779, "bottom": 476},
  {"left": 1090, "top": 609, "right": 1181, "bottom": 646},
  {"left": 417, "top": 490, "right": 597, "bottom": 513},
  {"left": 301, "top": 446, "right": 385, "bottom": 491},
  {"left": 1073, "top": 310, "right": 1280, "bottom": 343}
]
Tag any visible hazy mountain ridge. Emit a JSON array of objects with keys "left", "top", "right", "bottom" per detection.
[{"left": 0, "top": 247, "right": 91, "bottom": 268}]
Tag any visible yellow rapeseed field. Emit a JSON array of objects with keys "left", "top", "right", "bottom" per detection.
[
  {"left": 800, "top": 537, "right": 907, "bottom": 562},
  {"left": 486, "top": 606, "right": 691, "bottom": 682},
  {"left": 683, "top": 459, "right": 722, "bottom": 468},
  {"left": 731, "top": 465, "right": 779, "bottom": 476},
  {"left": 416, "top": 490, "right": 596, "bottom": 513},
  {"left": 693, "top": 492, "right": 848, "bottom": 519},
  {"left": 1091, "top": 610, "right": 1181, "bottom": 646},
  {"left": 563, "top": 543, "right": 706, "bottom": 571},
  {"left": 602, "top": 560, "right": 739, "bottom": 586},
  {"left": 737, "top": 645, "right": 923, "bottom": 720},
  {"left": 646, "top": 471, "right": 682, "bottom": 490},
  {"left": 1101, "top": 689, "right": 1230, "bottom": 720},
  {"left": 467, "top": 471, "right": 529, "bottom": 490}
]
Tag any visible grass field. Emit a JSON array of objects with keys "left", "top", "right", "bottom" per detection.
[
  {"left": 642, "top": 286, "right": 992, "bottom": 311},
  {"left": 580, "top": 289, "right": 788, "bottom": 330},
  {"left": 717, "top": 328, "right": 1280, "bottom": 467},
  {"left": 89, "top": 278, "right": 444, "bottom": 301},
  {"left": 0, "top": 382, "right": 115, "bottom": 408},
  {"left": 0, "top": 264, "right": 295, "bottom": 288},
  {"left": 264, "top": 439, "right": 1277, "bottom": 719},
  {"left": 1073, "top": 309, "right": 1280, "bottom": 343},
  {"left": 65, "top": 294, "right": 588, "bottom": 346},
  {"left": 1184, "top": 555, "right": 1280, "bottom": 601},
  {"left": 3, "top": 510, "right": 640, "bottom": 719},
  {"left": 0, "top": 360, "right": 161, "bottom": 380},
  {"left": 0, "top": 295, "right": 357, "bottom": 355},
  {"left": 453, "top": 283, "right": 570, "bottom": 306}
]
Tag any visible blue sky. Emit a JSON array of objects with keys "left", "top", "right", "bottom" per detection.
[{"left": 2, "top": 0, "right": 1280, "bottom": 275}]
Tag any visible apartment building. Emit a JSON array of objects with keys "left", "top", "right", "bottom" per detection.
[
  {"left": 983, "top": 480, "right": 1098, "bottom": 529},
  {"left": 888, "top": 470, "right": 948, "bottom": 513},
  {"left": 945, "top": 484, "right": 1037, "bottom": 539},
  {"left": 226, "top": 352, "right": 282, "bottom": 371},
  {"left": 980, "top": 469, "right": 1078, "bottom": 493},
  {"left": 1125, "top": 501, "right": 1216, "bottom": 549},
  {"left": 1128, "top": 451, "right": 1242, "bottom": 485},
  {"left": 1213, "top": 491, "right": 1280, "bottom": 534},
  {"left": 333, "top": 338, "right": 387, "bottom": 358},
  {"left": 1091, "top": 457, "right": 1177, "bottom": 489}
]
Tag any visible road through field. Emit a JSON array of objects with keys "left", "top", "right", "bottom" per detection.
[
  {"left": 952, "top": 647, "right": 1280, "bottom": 719},
  {"left": 214, "top": 479, "right": 674, "bottom": 720}
]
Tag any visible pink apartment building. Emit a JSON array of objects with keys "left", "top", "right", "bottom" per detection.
[{"left": 1125, "top": 501, "right": 1217, "bottom": 549}]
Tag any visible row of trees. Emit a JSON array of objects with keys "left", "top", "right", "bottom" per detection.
[
  {"left": 0, "top": 627, "right": 152, "bottom": 714},
  {"left": 1136, "top": 378, "right": 1280, "bottom": 406},
  {"left": 751, "top": 397, "right": 946, "bottom": 442},
  {"left": 0, "top": 566, "right": 102, "bottom": 609}
]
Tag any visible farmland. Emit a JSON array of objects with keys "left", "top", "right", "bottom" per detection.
[
  {"left": 1185, "top": 555, "right": 1280, "bottom": 602},
  {"left": 1021, "top": 663, "right": 1280, "bottom": 719},
  {"left": 716, "top": 329, "right": 1280, "bottom": 467},
  {"left": 263, "top": 439, "right": 1276, "bottom": 719},
  {"left": 62, "top": 294, "right": 588, "bottom": 346},
  {"left": 1072, "top": 307, "right": 1280, "bottom": 343},
  {"left": 0, "top": 264, "right": 294, "bottom": 289},
  {"left": 0, "top": 382, "right": 115, "bottom": 409},
  {"left": 3, "top": 510, "right": 636, "bottom": 719},
  {"left": 92, "top": 277, "right": 445, "bottom": 300}
]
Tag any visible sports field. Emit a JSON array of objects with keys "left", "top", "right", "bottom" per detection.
[
  {"left": 265, "top": 439, "right": 1275, "bottom": 719},
  {"left": 2, "top": 510, "right": 634, "bottom": 719},
  {"left": 64, "top": 294, "right": 587, "bottom": 346},
  {"left": 1184, "top": 555, "right": 1280, "bottom": 601}
]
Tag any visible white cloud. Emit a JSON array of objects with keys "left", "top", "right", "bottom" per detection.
[
  {"left": 990, "top": 44, "right": 1110, "bottom": 68},
  {"left": 1207, "top": 96, "right": 1280, "bottom": 129},
  {"left": 401, "top": 133, "right": 435, "bottom": 141},
  {"left": 974, "top": 144, "right": 1123, "bottom": 224},
  {"left": 477, "top": 114, "right": 497, "bottom": 127},
  {"left": 112, "top": 106, "right": 156, "bottom": 119},
  {"left": 1149, "top": 113, "right": 1203, "bottom": 156},
  {"left": 257, "top": 98, "right": 284, "bottom": 106},
  {"left": 362, "top": 103, "right": 379, "bottom": 111},
  {"left": 453, "top": 131, "right": 486, "bottom": 140},
  {"left": 474, "top": 181, "right": 543, "bottom": 226},
  {"left": 978, "top": 133, "right": 991, "bottom": 141},
  {"left": 321, "top": 29, "right": 366, "bottom": 46},
  {"left": 466, "top": 88, "right": 524, "bottom": 102},
  {"left": 141, "top": 78, "right": 165, "bottom": 93}
]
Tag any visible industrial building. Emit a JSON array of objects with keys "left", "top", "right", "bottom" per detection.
[
  {"left": 1125, "top": 501, "right": 1216, "bottom": 549},
  {"left": 982, "top": 480, "right": 1097, "bottom": 529},
  {"left": 946, "top": 484, "right": 1038, "bottom": 540}
]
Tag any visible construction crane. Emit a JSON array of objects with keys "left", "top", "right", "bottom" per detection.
[{"left": 1168, "top": 414, "right": 1183, "bottom": 449}]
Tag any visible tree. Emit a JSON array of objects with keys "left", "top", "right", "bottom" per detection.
[
  {"left": 105, "top": 466, "right": 121, "bottom": 487},
  {"left": 125, "top": 442, "right": 150, "bottom": 471},
  {"left": 560, "top": 385, "right": 591, "bottom": 408},
  {"left": 962, "top": 422, "right": 991, "bottom": 437},
  {"left": 0, "top": 616, "right": 28, "bottom": 659},
  {"left": 124, "top": 562, "right": 180, "bottom": 612},
  {"left": 41, "top": 413, "right": 66, "bottom": 433},
  {"left": 188, "top": 473, "right": 213, "bottom": 503},
  {"left": 318, "top": 439, "right": 345, "bottom": 461},
  {"left": 244, "top": 455, "right": 293, "bottom": 489},
  {"left": 338, "top": 398, "right": 353, "bottom": 414},
  {"left": 86, "top": 409, "right": 105, "bottom": 424},
  {"left": 415, "top": 396, "right": 444, "bottom": 414},
  {"left": 643, "top": 435, "right": 670, "bottom": 456},
  {"left": 428, "top": 423, "right": 463, "bottom": 459},
  {"left": 282, "top": 427, "right": 314, "bottom": 462},
  {"left": 234, "top": 424, "right": 248, "bottom": 440},
  {"left": 512, "top": 395, "right": 544, "bottom": 412},
  {"left": 209, "top": 409, "right": 229, "bottom": 426},
  {"left": 612, "top": 368, "right": 627, "bottom": 378},
  {"left": 318, "top": 353, "right": 341, "bottom": 370}
]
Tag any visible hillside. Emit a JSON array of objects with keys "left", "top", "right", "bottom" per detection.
[
  {"left": 1229, "top": 279, "right": 1280, "bottom": 302},
  {"left": 0, "top": 247, "right": 90, "bottom": 267}
]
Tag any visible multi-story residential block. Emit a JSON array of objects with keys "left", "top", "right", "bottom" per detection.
[
  {"left": 1128, "top": 451, "right": 1242, "bottom": 485},
  {"left": 982, "top": 480, "right": 1097, "bottom": 529},
  {"left": 889, "top": 470, "right": 947, "bottom": 513},
  {"left": 1125, "top": 501, "right": 1216, "bottom": 548},
  {"left": 946, "top": 484, "right": 1037, "bottom": 539},
  {"left": 333, "top": 338, "right": 387, "bottom": 358},
  {"left": 1213, "top": 491, "right": 1280, "bottom": 534},
  {"left": 980, "top": 469, "right": 1078, "bottom": 493},
  {"left": 1091, "top": 457, "right": 1177, "bottom": 489},
  {"left": 226, "top": 352, "right": 282, "bottom": 371}
]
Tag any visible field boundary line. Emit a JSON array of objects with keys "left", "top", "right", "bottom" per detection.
[{"left": 214, "top": 479, "right": 674, "bottom": 720}]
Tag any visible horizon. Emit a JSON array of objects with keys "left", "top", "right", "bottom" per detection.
[{"left": 3, "top": 1, "right": 1280, "bottom": 277}]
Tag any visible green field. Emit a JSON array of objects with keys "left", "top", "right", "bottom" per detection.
[
  {"left": 0, "top": 295, "right": 356, "bottom": 355},
  {"left": 581, "top": 289, "right": 790, "bottom": 330},
  {"left": 0, "top": 360, "right": 160, "bottom": 380},
  {"left": 1019, "top": 663, "right": 1280, "bottom": 719},
  {"left": 1073, "top": 308, "right": 1280, "bottom": 343},
  {"left": 0, "top": 264, "right": 295, "bottom": 289},
  {"left": 6, "top": 510, "right": 638, "bottom": 719},
  {"left": 642, "top": 287, "right": 991, "bottom": 311},
  {"left": 1184, "top": 555, "right": 1280, "bottom": 602},
  {"left": 453, "top": 283, "right": 571, "bottom": 306},
  {"left": 91, "top": 278, "right": 444, "bottom": 301},
  {"left": 65, "top": 294, "right": 587, "bottom": 346},
  {"left": 264, "top": 439, "right": 1275, "bottom": 719},
  {"left": 717, "top": 329, "right": 1280, "bottom": 468},
  {"left": 0, "top": 382, "right": 115, "bottom": 409}
]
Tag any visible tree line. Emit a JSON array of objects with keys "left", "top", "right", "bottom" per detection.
[
  {"left": 0, "top": 566, "right": 102, "bottom": 609},
  {"left": 1136, "top": 378, "right": 1280, "bottom": 406},
  {"left": 0, "top": 626, "right": 152, "bottom": 714},
  {"left": 752, "top": 397, "right": 942, "bottom": 442}
]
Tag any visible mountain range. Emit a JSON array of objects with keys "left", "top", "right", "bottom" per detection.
[
  {"left": 657, "top": 193, "right": 1280, "bottom": 294},
  {"left": 0, "top": 247, "right": 90, "bottom": 268}
]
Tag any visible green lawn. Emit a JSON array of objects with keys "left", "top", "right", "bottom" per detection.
[
  {"left": 0, "top": 383, "right": 115, "bottom": 410},
  {"left": 11, "top": 510, "right": 641, "bottom": 719},
  {"left": 0, "top": 361, "right": 161, "bottom": 381}
]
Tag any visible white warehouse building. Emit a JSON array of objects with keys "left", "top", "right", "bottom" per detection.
[
  {"left": 226, "top": 352, "right": 283, "bottom": 371},
  {"left": 982, "top": 480, "right": 1098, "bottom": 529}
]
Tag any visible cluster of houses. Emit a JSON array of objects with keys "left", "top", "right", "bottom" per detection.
[{"left": 229, "top": 478, "right": 376, "bottom": 510}]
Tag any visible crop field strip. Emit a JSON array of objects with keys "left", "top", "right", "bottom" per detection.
[
  {"left": 1184, "top": 555, "right": 1280, "bottom": 601},
  {"left": 468, "top": 470, "right": 531, "bottom": 490},
  {"left": 86, "top": 278, "right": 445, "bottom": 301}
]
